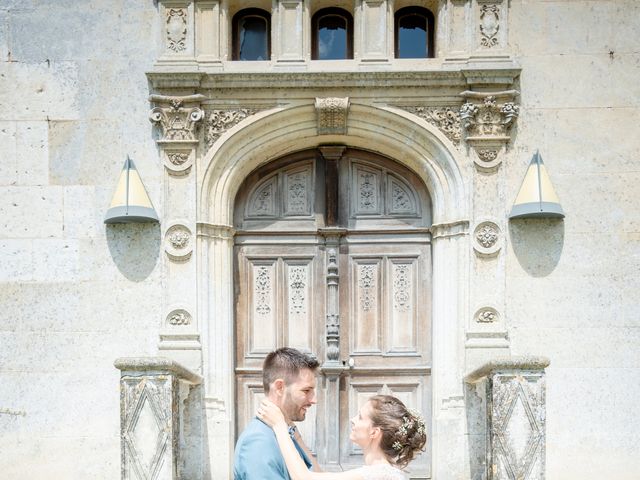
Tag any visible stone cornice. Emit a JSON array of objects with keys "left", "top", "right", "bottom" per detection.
[
  {"left": 147, "top": 67, "right": 521, "bottom": 92},
  {"left": 464, "top": 355, "right": 551, "bottom": 383},
  {"left": 114, "top": 356, "right": 203, "bottom": 384}
]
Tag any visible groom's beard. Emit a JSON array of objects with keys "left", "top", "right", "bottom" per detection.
[{"left": 282, "top": 392, "right": 309, "bottom": 422}]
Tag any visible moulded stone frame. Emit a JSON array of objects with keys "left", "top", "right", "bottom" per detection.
[{"left": 195, "top": 100, "right": 470, "bottom": 478}]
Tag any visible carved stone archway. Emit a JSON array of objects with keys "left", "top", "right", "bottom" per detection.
[{"left": 196, "top": 102, "right": 470, "bottom": 478}]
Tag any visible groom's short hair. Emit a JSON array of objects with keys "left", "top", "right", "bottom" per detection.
[{"left": 263, "top": 347, "right": 319, "bottom": 393}]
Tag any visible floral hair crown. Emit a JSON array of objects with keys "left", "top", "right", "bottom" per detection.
[{"left": 392, "top": 408, "right": 426, "bottom": 451}]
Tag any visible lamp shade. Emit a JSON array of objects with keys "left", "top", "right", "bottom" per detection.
[
  {"left": 509, "top": 151, "right": 564, "bottom": 219},
  {"left": 104, "top": 157, "right": 159, "bottom": 224}
]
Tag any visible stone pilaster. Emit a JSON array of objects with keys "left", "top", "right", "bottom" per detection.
[
  {"left": 156, "top": 1, "right": 198, "bottom": 68},
  {"left": 115, "top": 357, "right": 202, "bottom": 480},
  {"left": 465, "top": 356, "right": 550, "bottom": 480},
  {"left": 149, "top": 94, "right": 206, "bottom": 371}
]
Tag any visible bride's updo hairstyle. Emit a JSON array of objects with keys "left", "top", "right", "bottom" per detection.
[{"left": 368, "top": 395, "right": 427, "bottom": 468}]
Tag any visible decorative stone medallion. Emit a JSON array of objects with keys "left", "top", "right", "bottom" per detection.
[
  {"left": 473, "top": 220, "right": 501, "bottom": 256},
  {"left": 166, "top": 308, "right": 192, "bottom": 327},
  {"left": 164, "top": 223, "right": 193, "bottom": 261},
  {"left": 163, "top": 148, "right": 193, "bottom": 175},
  {"left": 474, "top": 306, "right": 500, "bottom": 324}
]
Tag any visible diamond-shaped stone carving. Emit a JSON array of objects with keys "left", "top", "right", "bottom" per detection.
[
  {"left": 123, "top": 383, "right": 170, "bottom": 480},
  {"left": 492, "top": 376, "right": 545, "bottom": 480}
]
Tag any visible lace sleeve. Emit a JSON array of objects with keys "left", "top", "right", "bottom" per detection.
[{"left": 356, "top": 464, "right": 407, "bottom": 480}]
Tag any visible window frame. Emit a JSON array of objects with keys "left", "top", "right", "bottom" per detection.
[
  {"left": 311, "top": 7, "right": 354, "bottom": 60},
  {"left": 394, "top": 6, "right": 435, "bottom": 59},
  {"left": 232, "top": 8, "right": 271, "bottom": 61}
]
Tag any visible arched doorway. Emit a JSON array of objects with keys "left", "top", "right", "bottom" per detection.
[{"left": 232, "top": 147, "right": 433, "bottom": 476}]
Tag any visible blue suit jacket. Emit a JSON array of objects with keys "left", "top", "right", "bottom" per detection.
[{"left": 234, "top": 418, "right": 313, "bottom": 480}]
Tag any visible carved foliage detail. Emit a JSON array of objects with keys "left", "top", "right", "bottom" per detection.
[
  {"left": 480, "top": 5, "right": 500, "bottom": 48},
  {"left": 358, "top": 264, "right": 376, "bottom": 312},
  {"left": 399, "top": 106, "right": 462, "bottom": 145},
  {"left": 358, "top": 171, "right": 379, "bottom": 213},
  {"left": 205, "top": 109, "right": 259, "bottom": 148},
  {"left": 166, "top": 8, "right": 187, "bottom": 52},
  {"left": 167, "top": 309, "right": 191, "bottom": 326},
  {"left": 255, "top": 266, "right": 272, "bottom": 316},
  {"left": 285, "top": 171, "right": 309, "bottom": 215},
  {"left": 288, "top": 265, "right": 307, "bottom": 315},
  {"left": 460, "top": 96, "right": 519, "bottom": 138},
  {"left": 315, "top": 97, "right": 350, "bottom": 135},
  {"left": 248, "top": 178, "right": 276, "bottom": 217},
  {"left": 390, "top": 178, "right": 417, "bottom": 214},
  {"left": 392, "top": 264, "right": 411, "bottom": 312},
  {"left": 167, "top": 152, "right": 189, "bottom": 166}
]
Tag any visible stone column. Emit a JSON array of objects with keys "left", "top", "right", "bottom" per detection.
[
  {"left": 114, "top": 357, "right": 203, "bottom": 480},
  {"left": 465, "top": 356, "right": 550, "bottom": 480}
]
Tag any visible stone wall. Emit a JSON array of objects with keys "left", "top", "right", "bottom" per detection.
[
  {"left": 0, "top": 1, "right": 163, "bottom": 478},
  {"left": 506, "top": 2, "right": 640, "bottom": 479}
]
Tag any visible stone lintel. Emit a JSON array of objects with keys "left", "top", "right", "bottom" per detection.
[
  {"left": 464, "top": 355, "right": 551, "bottom": 383},
  {"left": 114, "top": 356, "right": 202, "bottom": 384}
]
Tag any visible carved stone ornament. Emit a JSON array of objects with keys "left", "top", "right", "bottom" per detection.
[
  {"left": 480, "top": 4, "right": 500, "bottom": 48},
  {"left": 204, "top": 108, "right": 261, "bottom": 149},
  {"left": 473, "top": 220, "right": 501, "bottom": 256},
  {"left": 149, "top": 94, "right": 205, "bottom": 143},
  {"left": 474, "top": 306, "right": 500, "bottom": 324},
  {"left": 163, "top": 149, "right": 193, "bottom": 175},
  {"left": 166, "top": 8, "right": 187, "bottom": 53},
  {"left": 164, "top": 223, "right": 193, "bottom": 261},
  {"left": 167, "top": 308, "right": 192, "bottom": 327},
  {"left": 397, "top": 106, "right": 462, "bottom": 146},
  {"left": 460, "top": 93, "right": 519, "bottom": 138},
  {"left": 460, "top": 90, "right": 519, "bottom": 171},
  {"left": 315, "top": 97, "right": 350, "bottom": 135}
]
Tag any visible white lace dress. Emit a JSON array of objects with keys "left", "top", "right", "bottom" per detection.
[{"left": 354, "top": 464, "right": 406, "bottom": 480}]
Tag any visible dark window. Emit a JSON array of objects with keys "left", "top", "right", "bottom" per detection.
[
  {"left": 395, "top": 7, "right": 434, "bottom": 58},
  {"left": 233, "top": 8, "right": 270, "bottom": 61},
  {"left": 312, "top": 8, "right": 353, "bottom": 60}
]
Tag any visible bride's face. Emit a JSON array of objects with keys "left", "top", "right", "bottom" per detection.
[{"left": 349, "top": 401, "right": 378, "bottom": 448}]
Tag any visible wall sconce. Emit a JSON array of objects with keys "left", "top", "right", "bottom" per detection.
[
  {"left": 104, "top": 156, "right": 159, "bottom": 224},
  {"left": 509, "top": 151, "right": 564, "bottom": 219}
]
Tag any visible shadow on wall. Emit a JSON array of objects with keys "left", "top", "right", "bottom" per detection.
[
  {"left": 509, "top": 219, "right": 564, "bottom": 277},
  {"left": 105, "top": 223, "right": 161, "bottom": 281},
  {"left": 464, "top": 381, "right": 487, "bottom": 480}
]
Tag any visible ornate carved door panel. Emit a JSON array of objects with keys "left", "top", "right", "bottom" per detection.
[{"left": 234, "top": 148, "right": 432, "bottom": 475}]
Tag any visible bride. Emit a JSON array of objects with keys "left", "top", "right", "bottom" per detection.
[{"left": 257, "top": 394, "right": 426, "bottom": 480}]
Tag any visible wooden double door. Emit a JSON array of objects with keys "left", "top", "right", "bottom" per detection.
[{"left": 234, "top": 148, "right": 432, "bottom": 476}]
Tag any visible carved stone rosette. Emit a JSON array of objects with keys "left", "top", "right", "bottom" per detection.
[
  {"left": 114, "top": 357, "right": 202, "bottom": 480},
  {"left": 465, "top": 357, "right": 550, "bottom": 480},
  {"left": 397, "top": 105, "right": 462, "bottom": 146},
  {"left": 472, "top": 220, "right": 502, "bottom": 256},
  {"left": 460, "top": 90, "right": 519, "bottom": 172},
  {"left": 315, "top": 97, "right": 350, "bottom": 135},
  {"left": 164, "top": 223, "right": 193, "bottom": 261}
]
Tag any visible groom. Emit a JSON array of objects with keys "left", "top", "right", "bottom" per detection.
[{"left": 234, "top": 347, "right": 321, "bottom": 479}]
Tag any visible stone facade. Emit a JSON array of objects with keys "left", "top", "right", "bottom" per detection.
[{"left": 0, "top": 1, "right": 639, "bottom": 480}]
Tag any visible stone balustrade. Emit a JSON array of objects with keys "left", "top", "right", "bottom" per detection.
[
  {"left": 114, "top": 357, "right": 202, "bottom": 480},
  {"left": 465, "top": 356, "right": 550, "bottom": 480}
]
